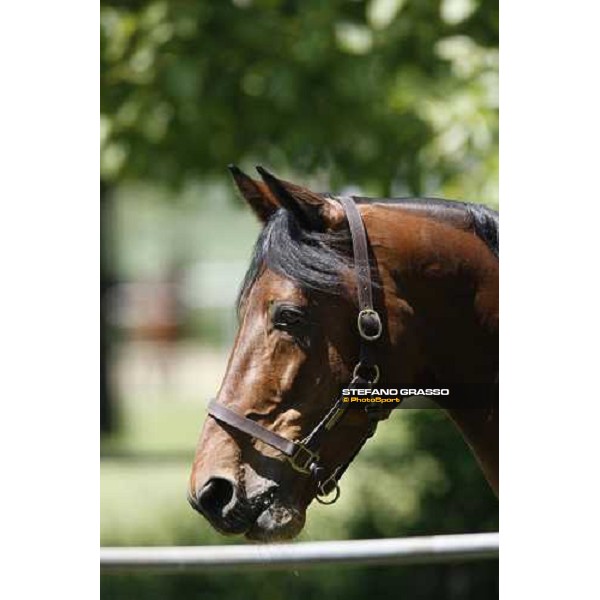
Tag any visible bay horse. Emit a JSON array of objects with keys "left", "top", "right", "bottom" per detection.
[{"left": 188, "top": 166, "right": 498, "bottom": 541}]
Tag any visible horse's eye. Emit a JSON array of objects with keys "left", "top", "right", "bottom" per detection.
[{"left": 271, "top": 304, "right": 306, "bottom": 330}]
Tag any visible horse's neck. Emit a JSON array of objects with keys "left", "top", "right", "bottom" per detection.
[
  {"left": 368, "top": 203, "right": 498, "bottom": 381},
  {"left": 446, "top": 407, "right": 498, "bottom": 494},
  {"left": 365, "top": 203, "right": 499, "bottom": 494}
]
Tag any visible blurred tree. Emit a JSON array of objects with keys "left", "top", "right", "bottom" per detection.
[
  {"left": 100, "top": 0, "right": 498, "bottom": 431},
  {"left": 101, "top": 0, "right": 498, "bottom": 201},
  {"left": 100, "top": 181, "right": 115, "bottom": 434}
]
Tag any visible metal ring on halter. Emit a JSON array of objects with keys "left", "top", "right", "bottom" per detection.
[
  {"left": 357, "top": 309, "right": 382, "bottom": 341},
  {"left": 316, "top": 469, "right": 342, "bottom": 505},
  {"left": 352, "top": 362, "right": 380, "bottom": 384},
  {"left": 316, "top": 482, "right": 340, "bottom": 505}
]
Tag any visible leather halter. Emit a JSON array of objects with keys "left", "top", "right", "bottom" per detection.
[{"left": 207, "top": 196, "right": 388, "bottom": 504}]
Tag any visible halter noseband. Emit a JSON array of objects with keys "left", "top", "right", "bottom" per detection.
[{"left": 206, "top": 196, "right": 388, "bottom": 504}]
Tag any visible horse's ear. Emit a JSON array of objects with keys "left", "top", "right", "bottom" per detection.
[
  {"left": 228, "top": 165, "right": 279, "bottom": 223},
  {"left": 255, "top": 166, "right": 344, "bottom": 232}
]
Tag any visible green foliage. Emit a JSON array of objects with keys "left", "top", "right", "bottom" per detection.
[{"left": 101, "top": 0, "right": 498, "bottom": 202}]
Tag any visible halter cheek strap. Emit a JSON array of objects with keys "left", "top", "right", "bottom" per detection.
[
  {"left": 338, "top": 195, "right": 382, "bottom": 383},
  {"left": 206, "top": 195, "right": 388, "bottom": 504}
]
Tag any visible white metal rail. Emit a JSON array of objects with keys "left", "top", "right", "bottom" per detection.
[{"left": 101, "top": 532, "right": 498, "bottom": 573}]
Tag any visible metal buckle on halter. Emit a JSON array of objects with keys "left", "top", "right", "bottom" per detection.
[
  {"left": 288, "top": 444, "right": 319, "bottom": 475},
  {"left": 352, "top": 362, "right": 380, "bottom": 385},
  {"left": 357, "top": 309, "right": 382, "bottom": 341}
]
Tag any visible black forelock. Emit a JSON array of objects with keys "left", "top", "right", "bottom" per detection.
[{"left": 237, "top": 209, "right": 353, "bottom": 312}]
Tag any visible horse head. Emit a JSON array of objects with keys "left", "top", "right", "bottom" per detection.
[{"left": 188, "top": 167, "right": 499, "bottom": 540}]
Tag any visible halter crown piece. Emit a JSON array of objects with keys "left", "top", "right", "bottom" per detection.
[{"left": 206, "top": 196, "right": 389, "bottom": 505}]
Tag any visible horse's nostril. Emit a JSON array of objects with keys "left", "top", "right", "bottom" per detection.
[{"left": 197, "top": 477, "right": 235, "bottom": 517}]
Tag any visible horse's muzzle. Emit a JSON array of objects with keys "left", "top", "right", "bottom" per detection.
[{"left": 188, "top": 477, "right": 250, "bottom": 535}]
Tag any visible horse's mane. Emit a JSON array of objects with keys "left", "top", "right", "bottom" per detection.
[
  {"left": 238, "top": 197, "right": 499, "bottom": 312},
  {"left": 356, "top": 196, "right": 499, "bottom": 258}
]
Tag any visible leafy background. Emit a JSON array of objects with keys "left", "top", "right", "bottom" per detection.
[{"left": 100, "top": 1, "right": 498, "bottom": 598}]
